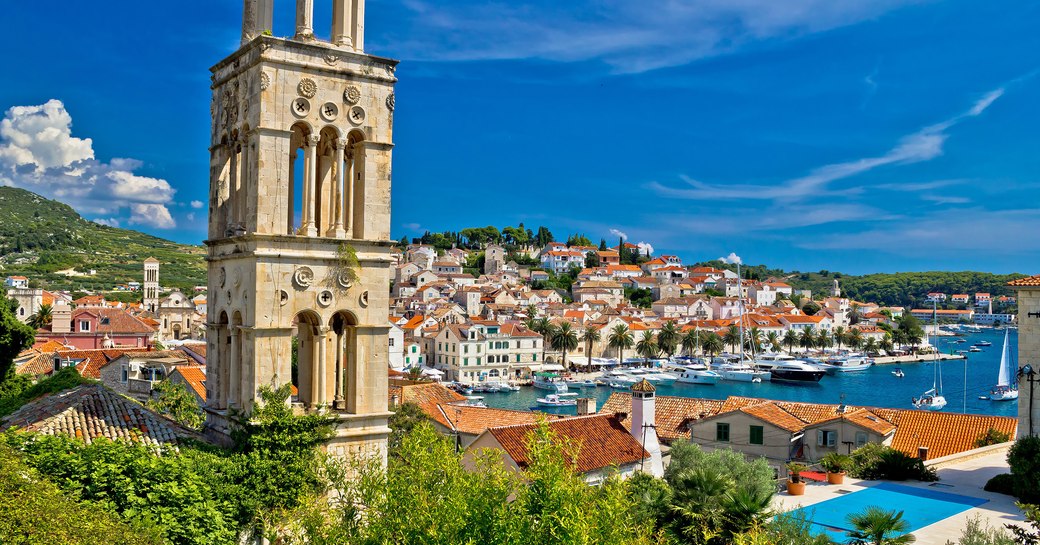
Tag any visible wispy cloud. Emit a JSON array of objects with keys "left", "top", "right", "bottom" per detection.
[
  {"left": 380, "top": 0, "right": 923, "bottom": 74},
  {"left": 609, "top": 228, "right": 628, "bottom": 240},
  {"left": 647, "top": 86, "right": 1005, "bottom": 203}
]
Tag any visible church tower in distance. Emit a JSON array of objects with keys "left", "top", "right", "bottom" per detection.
[{"left": 204, "top": 0, "right": 395, "bottom": 463}]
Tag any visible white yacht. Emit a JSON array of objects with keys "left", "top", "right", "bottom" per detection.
[
  {"left": 674, "top": 363, "right": 721, "bottom": 385},
  {"left": 990, "top": 329, "right": 1019, "bottom": 401},
  {"left": 532, "top": 372, "right": 568, "bottom": 393},
  {"left": 625, "top": 368, "right": 678, "bottom": 385},
  {"left": 534, "top": 393, "right": 579, "bottom": 407},
  {"left": 817, "top": 354, "right": 872, "bottom": 374},
  {"left": 717, "top": 362, "right": 770, "bottom": 383},
  {"left": 753, "top": 354, "right": 826, "bottom": 383}
]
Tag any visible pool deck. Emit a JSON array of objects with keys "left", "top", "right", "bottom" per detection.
[{"left": 774, "top": 450, "right": 1025, "bottom": 544}]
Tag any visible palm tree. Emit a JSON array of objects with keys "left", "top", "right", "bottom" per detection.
[
  {"left": 834, "top": 326, "right": 847, "bottom": 350},
  {"left": 701, "top": 332, "right": 723, "bottom": 358},
  {"left": 764, "top": 331, "right": 781, "bottom": 353},
  {"left": 846, "top": 506, "right": 915, "bottom": 545},
  {"left": 880, "top": 334, "right": 894, "bottom": 353},
  {"left": 783, "top": 330, "right": 799, "bottom": 354},
  {"left": 863, "top": 337, "right": 879, "bottom": 354},
  {"left": 27, "top": 303, "right": 53, "bottom": 329},
  {"left": 525, "top": 304, "right": 538, "bottom": 320},
  {"left": 723, "top": 325, "right": 741, "bottom": 354},
  {"left": 746, "top": 326, "right": 763, "bottom": 355},
  {"left": 848, "top": 329, "right": 864, "bottom": 351},
  {"left": 581, "top": 326, "right": 600, "bottom": 370},
  {"left": 817, "top": 329, "right": 832, "bottom": 349},
  {"left": 657, "top": 322, "right": 680, "bottom": 358},
  {"left": 607, "top": 324, "right": 634, "bottom": 365},
  {"left": 799, "top": 327, "right": 817, "bottom": 351},
  {"left": 636, "top": 331, "right": 658, "bottom": 366},
  {"left": 551, "top": 322, "right": 579, "bottom": 371},
  {"left": 681, "top": 329, "right": 700, "bottom": 356},
  {"left": 531, "top": 317, "right": 553, "bottom": 364}
]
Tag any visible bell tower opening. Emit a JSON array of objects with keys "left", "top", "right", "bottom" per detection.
[{"left": 205, "top": 0, "right": 396, "bottom": 463}]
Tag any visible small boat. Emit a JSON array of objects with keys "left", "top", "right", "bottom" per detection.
[
  {"left": 462, "top": 396, "right": 487, "bottom": 407},
  {"left": 969, "top": 347, "right": 982, "bottom": 353},
  {"left": 674, "top": 363, "right": 721, "bottom": 385},
  {"left": 892, "top": 368, "right": 905, "bottom": 378},
  {"left": 566, "top": 379, "right": 597, "bottom": 389},
  {"left": 975, "top": 340, "right": 993, "bottom": 347},
  {"left": 532, "top": 372, "right": 568, "bottom": 393},
  {"left": 979, "top": 395, "right": 990, "bottom": 400},
  {"left": 717, "top": 362, "right": 771, "bottom": 382},
  {"left": 956, "top": 339, "right": 967, "bottom": 344},
  {"left": 913, "top": 303, "right": 947, "bottom": 412},
  {"left": 955, "top": 349, "right": 969, "bottom": 355},
  {"left": 990, "top": 329, "right": 1019, "bottom": 401},
  {"left": 817, "top": 354, "right": 872, "bottom": 374},
  {"left": 534, "top": 393, "right": 579, "bottom": 407}
]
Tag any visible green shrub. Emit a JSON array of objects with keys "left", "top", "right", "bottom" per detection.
[
  {"left": 849, "top": 443, "right": 938, "bottom": 482},
  {"left": 0, "top": 367, "right": 94, "bottom": 418},
  {"left": 975, "top": 428, "right": 1012, "bottom": 448},
  {"left": 1008, "top": 436, "right": 1040, "bottom": 503},
  {"left": 819, "top": 453, "right": 851, "bottom": 474},
  {"left": 984, "top": 474, "right": 1015, "bottom": 496}
]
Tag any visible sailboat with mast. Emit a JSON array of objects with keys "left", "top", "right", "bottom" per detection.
[
  {"left": 990, "top": 329, "right": 1019, "bottom": 401},
  {"left": 913, "top": 301, "right": 947, "bottom": 411}
]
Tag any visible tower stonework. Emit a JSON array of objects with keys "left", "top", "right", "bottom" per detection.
[
  {"left": 205, "top": 0, "right": 395, "bottom": 463},
  {"left": 143, "top": 258, "right": 160, "bottom": 313}
]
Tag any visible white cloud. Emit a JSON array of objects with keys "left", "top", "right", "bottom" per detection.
[
  {"left": 718, "top": 252, "right": 742, "bottom": 265},
  {"left": 186, "top": 212, "right": 196, "bottom": 222},
  {"left": 385, "top": 0, "right": 923, "bottom": 74},
  {"left": 609, "top": 228, "right": 628, "bottom": 240},
  {"left": 0, "top": 99, "right": 177, "bottom": 229},
  {"left": 648, "top": 87, "right": 1005, "bottom": 203},
  {"left": 129, "top": 204, "right": 176, "bottom": 229},
  {"left": 190, "top": 200, "right": 204, "bottom": 209},
  {"left": 636, "top": 241, "right": 654, "bottom": 256},
  {"left": 402, "top": 222, "right": 423, "bottom": 231}
]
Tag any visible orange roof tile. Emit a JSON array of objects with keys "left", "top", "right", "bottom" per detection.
[
  {"left": 487, "top": 414, "right": 649, "bottom": 473},
  {"left": 738, "top": 403, "right": 807, "bottom": 433},
  {"left": 172, "top": 367, "right": 207, "bottom": 402},
  {"left": 1008, "top": 275, "right": 1040, "bottom": 287},
  {"left": 888, "top": 410, "right": 1017, "bottom": 459},
  {"left": 600, "top": 393, "right": 723, "bottom": 443}
]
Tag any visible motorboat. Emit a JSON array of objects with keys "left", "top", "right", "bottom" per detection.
[
  {"left": 892, "top": 368, "right": 905, "bottom": 378},
  {"left": 600, "top": 370, "right": 638, "bottom": 386},
  {"left": 532, "top": 372, "right": 568, "bottom": 393},
  {"left": 534, "top": 393, "right": 579, "bottom": 407},
  {"left": 627, "top": 369, "right": 678, "bottom": 385},
  {"left": 449, "top": 382, "right": 473, "bottom": 395},
  {"left": 975, "top": 340, "right": 993, "bottom": 347},
  {"left": 969, "top": 346, "right": 982, "bottom": 353},
  {"left": 753, "top": 354, "right": 825, "bottom": 383},
  {"left": 955, "top": 349, "right": 969, "bottom": 355},
  {"left": 717, "top": 362, "right": 770, "bottom": 382},
  {"left": 565, "top": 379, "right": 597, "bottom": 389},
  {"left": 462, "top": 396, "right": 487, "bottom": 407},
  {"left": 817, "top": 354, "right": 872, "bottom": 374},
  {"left": 990, "top": 329, "right": 1019, "bottom": 401},
  {"left": 674, "top": 363, "right": 721, "bottom": 385}
]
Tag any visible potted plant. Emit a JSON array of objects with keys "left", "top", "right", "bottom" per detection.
[
  {"left": 821, "top": 453, "right": 851, "bottom": 484},
  {"left": 786, "top": 462, "right": 809, "bottom": 495}
]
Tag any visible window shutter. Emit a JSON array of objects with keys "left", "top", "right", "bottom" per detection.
[{"left": 817, "top": 430, "right": 824, "bottom": 446}]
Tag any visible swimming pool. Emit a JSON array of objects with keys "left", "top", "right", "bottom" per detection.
[{"left": 790, "top": 482, "right": 988, "bottom": 537}]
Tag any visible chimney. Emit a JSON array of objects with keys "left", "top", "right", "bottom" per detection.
[
  {"left": 918, "top": 446, "right": 929, "bottom": 461},
  {"left": 630, "top": 379, "right": 664, "bottom": 477},
  {"left": 576, "top": 397, "right": 596, "bottom": 416}
]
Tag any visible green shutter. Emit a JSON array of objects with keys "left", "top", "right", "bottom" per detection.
[{"left": 750, "top": 425, "right": 764, "bottom": 445}]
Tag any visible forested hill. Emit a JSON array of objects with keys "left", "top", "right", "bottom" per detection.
[{"left": 0, "top": 187, "right": 205, "bottom": 292}]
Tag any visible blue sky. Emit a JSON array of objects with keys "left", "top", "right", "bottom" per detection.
[{"left": 1, "top": 0, "right": 1038, "bottom": 274}]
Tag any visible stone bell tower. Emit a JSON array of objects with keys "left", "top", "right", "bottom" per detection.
[{"left": 204, "top": 0, "right": 396, "bottom": 462}]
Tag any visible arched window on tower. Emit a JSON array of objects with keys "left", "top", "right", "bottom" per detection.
[{"left": 287, "top": 123, "right": 310, "bottom": 235}]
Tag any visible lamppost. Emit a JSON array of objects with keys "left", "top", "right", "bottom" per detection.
[{"left": 1020, "top": 364, "right": 1037, "bottom": 436}]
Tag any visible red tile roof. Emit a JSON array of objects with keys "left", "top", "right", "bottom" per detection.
[
  {"left": 487, "top": 414, "right": 649, "bottom": 473},
  {"left": 171, "top": 367, "right": 207, "bottom": 402},
  {"left": 1008, "top": 275, "right": 1040, "bottom": 287}
]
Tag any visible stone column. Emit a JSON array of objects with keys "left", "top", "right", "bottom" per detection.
[
  {"left": 228, "top": 326, "right": 240, "bottom": 408},
  {"left": 309, "top": 329, "right": 320, "bottom": 408},
  {"left": 295, "top": 0, "right": 314, "bottom": 40},
  {"left": 317, "top": 326, "right": 330, "bottom": 406},
  {"left": 344, "top": 144, "right": 355, "bottom": 237},
  {"left": 287, "top": 150, "right": 297, "bottom": 235},
  {"left": 227, "top": 142, "right": 239, "bottom": 234},
  {"left": 334, "top": 329, "right": 346, "bottom": 410},
  {"left": 332, "top": 0, "right": 354, "bottom": 48},
  {"left": 328, "top": 138, "right": 347, "bottom": 238},
  {"left": 301, "top": 135, "right": 319, "bottom": 236},
  {"left": 353, "top": 0, "right": 366, "bottom": 52},
  {"left": 258, "top": 0, "right": 274, "bottom": 35}
]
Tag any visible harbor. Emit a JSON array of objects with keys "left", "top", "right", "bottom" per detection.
[{"left": 474, "top": 327, "right": 1018, "bottom": 418}]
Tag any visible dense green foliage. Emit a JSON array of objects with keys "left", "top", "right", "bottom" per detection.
[
  {"left": 985, "top": 474, "right": 1016, "bottom": 496},
  {"left": 0, "top": 443, "right": 165, "bottom": 545},
  {"left": 848, "top": 443, "right": 938, "bottom": 482},
  {"left": 0, "top": 290, "right": 35, "bottom": 393},
  {"left": 0, "top": 187, "right": 205, "bottom": 292},
  {"left": 1008, "top": 436, "right": 1040, "bottom": 503},
  {"left": 0, "top": 367, "right": 94, "bottom": 418},
  {"left": 1006, "top": 503, "right": 1040, "bottom": 545},
  {"left": 975, "top": 428, "right": 1013, "bottom": 448},
  {"left": 846, "top": 506, "right": 915, "bottom": 544},
  {"left": 386, "top": 401, "right": 430, "bottom": 456},
  {"left": 948, "top": 516, "right": 1016, "bottom": 545},
  {"left": 147, "top": 380, "right": 205, "bottom": 429}
]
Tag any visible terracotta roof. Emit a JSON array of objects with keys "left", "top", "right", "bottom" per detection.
[
  {"left": 73, "top": 308, "right": 156, "bottom": 334},
  {"left": 738, "top": 403, "right": 807, "bottom": 433},
  {"left": 1, "top": 384, "right": 205, "bottom": 446},
  {"left": 888, "top": 410, "right": 1018, "bottom": 459},
  {"left": 487, "top": 414, "right": 649, "bottom": 473},
  {"left": 432, "top": 403, "right": 559, "bottom": 435},
  {"left": 178, "top": 343, "right": 207, "bottom": 362},
  {"left": 632, "top": 379, "right": 656, "bottom": 393},
  {"left": 1008, "top": 275, "right": 1040, "bottom": 287},
  {"left": 171, "top": 367, "right": 207, "bottom": 402},
  {"left": 600, "top": 393, "right": 724, "bottom": 443}
]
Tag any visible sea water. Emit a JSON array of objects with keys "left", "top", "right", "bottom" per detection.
[{"left": 479, "top": 328, "right": 1019, "bottom": 418}]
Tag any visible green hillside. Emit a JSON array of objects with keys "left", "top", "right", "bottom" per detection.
[{"left": 0, "top": 187, "right": 205, "bottom": 292}]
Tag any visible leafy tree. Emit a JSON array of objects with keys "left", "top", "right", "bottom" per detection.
[
  {"left": 799, "top": 327, "right": 817, "bottom": 350},
  {"left": 147, "top": 379, "right": 204, "bottom": 429},
  {"left": 636, "top": 331, "right": 658, "bottom": 366},
  {"left": 549, "top": 322, "right": 579, "bottom": 371},
  {"left": 783, "top": 330, "right": 799, "bottom": 354},
  {"left": 608, "top": 324, "right": 634, "bottom": 364},
  {"left": 585, "top": 252, "right": 600, "bottom": 268},
  {"left": 530, "top": 317, "right": 553, "bottom": 364},
  {"left": 848, "top": 329, "right": 864, "bottom": 350},
  {"left": 846, "top": 506, "right": 914, "bottom": 545},
  {"left": 724, "top": 325, "right": 741, "bottom": 354},
  {"left": 0, "top": 367, "right": 92, "bottom": 418},
  {"left": 764, "top": 331, "right": 781, "bottom": 353},
  {"left": 834, "top": 326, "right": 847, "bottom": 350},
  {"left": 625, "top": 287, "right": 654, "bottom": 308},
  {"left": 566, "top": 234, "right": 593, "bottom": 247},
  {"left": 801, "top": 301, "right": 821, "bottom": 315},
  {"left": 681, "top": 329, "right": 700, "bottom": 356},
  {"left": 27, "top": 303, "right": 53, "bottom": 329},
  {"left": 1008, "top": 436, "right": 1040, "bottom": 503},
  {"left": 1006, "top": 503, "right": 1040, "bottom": 545},
  {"left": 0, "top": 291, "right": 34, "bottom": 393},
  {"left": 387, "top": 401, "right": 430, "bottom": 457},
  {"left": 581, "top": 326, "right": 601, "bottom": 369}
]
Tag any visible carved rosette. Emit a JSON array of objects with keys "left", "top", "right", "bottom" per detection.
[
  {"left": 359, "top": 291, "right": 370, "bottom": 307},
  {"left": 293, "top": 266, "right": 314, "bottom": 288},
  {"left": 260, "top": 72, "right": 271, "bottom": 91},
  {"left": 337, "top": 271, "right": 355, "bottom": 290},
  {"left": 344, "top": 85, "right": 361, "bottom": 104},
  {"left": 297, "top": 78, "right": 317, "bottom": 98},
  {"left": 385, "top": 93, "right": 395, "bottom": 112}
]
